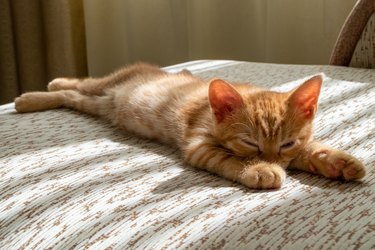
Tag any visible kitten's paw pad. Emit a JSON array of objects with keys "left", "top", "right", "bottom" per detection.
[
  {"left": 310, "top": 150, "right": 366, "bottom": 180},
  {"left": 240, "top": 164, "right": 286, "bottom": 189},
  {"left": 48, "top": 78, "right": 77, "bottom": 91}
]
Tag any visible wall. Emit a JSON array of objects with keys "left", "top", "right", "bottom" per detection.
[{"left": 83, "top": 0, "right": 357, "bottom": 76}]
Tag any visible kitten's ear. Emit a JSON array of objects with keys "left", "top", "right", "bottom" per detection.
[
  {"left": 209, "top": 79, "right": 244, "bottom": 123},
  {"left": 289, "top": 75, "right": 322, "bottom": 119}
]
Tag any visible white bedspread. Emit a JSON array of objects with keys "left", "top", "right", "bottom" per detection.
[{"left": 1, "top": 60, "right": 374, "bottom": 249}]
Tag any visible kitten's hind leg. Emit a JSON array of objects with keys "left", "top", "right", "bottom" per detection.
[
  {"left": 289, "top": 141, "right": 366, "bottom": 180},
  {"left": 62, "top": 90, "right": 113, "bottom": 117},
  {"left": 48, "top": 63, "right": 165, "bottom": 96},
  {"left": 15, "top": 92, "right": 65, "bottom": 113},
  {"left": 15, "top": 90, "right": 113, "bottom": 117},
  {"left": 48, "top": 77, "right": 109, "bottom": 96},
  {"left": 48, "top": 78, "right": 81, "bottom": 92}
]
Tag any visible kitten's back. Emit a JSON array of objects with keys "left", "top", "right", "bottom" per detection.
[{"left": 106, "top": 70, "right": 208, "bottom": 145}]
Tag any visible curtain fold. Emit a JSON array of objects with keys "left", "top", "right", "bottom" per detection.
[
  {"left": 0, "top": 0, "right": 87, "bottom": 104},
  {"left": 0, "top": 0, "right": 19, "bottom": 102}
]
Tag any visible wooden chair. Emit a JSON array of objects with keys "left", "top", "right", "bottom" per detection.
[{"left": 330, "top": 0, "right": 375, "bottom": 68}]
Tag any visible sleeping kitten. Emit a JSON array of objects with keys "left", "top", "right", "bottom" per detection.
[{"left": 14, "top": 63, "right": 366, "bottom": 189}]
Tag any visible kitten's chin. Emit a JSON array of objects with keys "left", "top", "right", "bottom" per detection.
[
  {"left": 263, "top": 157, "right": 291, "bottom": 169},
  {"left": 243, "top": 156, "right": 291, "bottom": 169}
]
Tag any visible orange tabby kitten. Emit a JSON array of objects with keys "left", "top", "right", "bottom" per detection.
[{"left": 15, "top": 63, "right": 366, "bottom": 189}]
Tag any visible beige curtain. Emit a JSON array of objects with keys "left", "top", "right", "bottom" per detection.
[
  {"left": 84, "top": 0, "right": 357, "bottom": 77},
  {"left": 0, "top": 0, "right": 88, "bottom": 104}
]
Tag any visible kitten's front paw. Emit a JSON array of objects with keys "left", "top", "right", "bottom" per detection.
[
  {"left": 240, "top": 163, "right": 286, "bottom": 189},
  {"left": 309, "top": 150, "right": 366, "bottom": 180}
]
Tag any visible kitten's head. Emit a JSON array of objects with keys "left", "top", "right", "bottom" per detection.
[{"left": 208, "top": 76, "right": 322, "bottom": 167}]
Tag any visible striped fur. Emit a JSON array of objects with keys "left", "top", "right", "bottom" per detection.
[{"left": 14, "top": 63, "right": 366, "bottom": 189}]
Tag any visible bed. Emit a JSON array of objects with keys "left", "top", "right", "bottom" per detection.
[{"left": 1, "top": 60, "right": 374, "bottom": 249}]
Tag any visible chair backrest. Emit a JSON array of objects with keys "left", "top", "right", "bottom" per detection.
[{"left": 330, "top": 0, "right": 375, "bottom": 68}]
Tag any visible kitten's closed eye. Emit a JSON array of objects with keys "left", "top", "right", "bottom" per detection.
[
  {"left": 280, "top": 141, "right": 295, "bottom": 150},
  {"left": 241, "top": 139, "right": 258, "bottom": 148},
  {"left": 241, "top": 139, "right": 261, "bottom": 152}
]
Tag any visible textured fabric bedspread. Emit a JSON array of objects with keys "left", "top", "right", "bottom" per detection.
[{"left": 1, "top": 61, "right": 374, "bottom": 249}]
